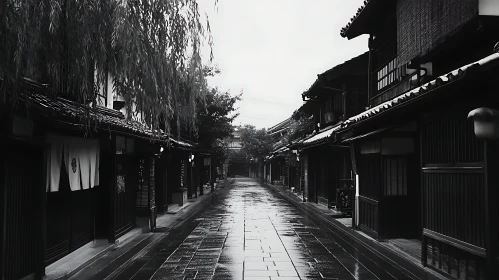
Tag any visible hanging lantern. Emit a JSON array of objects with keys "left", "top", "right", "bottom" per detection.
[{"left": 467, "top": 107, "right": 499, "bottom": 139}]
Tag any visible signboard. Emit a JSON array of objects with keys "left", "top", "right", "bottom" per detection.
[{"left": 337, "top": 188, "right": 353, "bottom": 213}]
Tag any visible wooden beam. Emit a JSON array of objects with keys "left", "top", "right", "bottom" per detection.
[
  {"left": 484, "top": 140, "right": 499, "bottom": 278},
  {"left": 108, "top": 134, "right": 117, "bottom": 243}
]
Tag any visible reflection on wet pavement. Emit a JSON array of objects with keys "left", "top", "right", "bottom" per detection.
[{"left": 149, "top": 178, "right": 380, "bottom": 279}]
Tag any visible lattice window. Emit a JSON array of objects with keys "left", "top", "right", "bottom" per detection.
[
  {"left": 359, "top": 154, "right": 381, "bottom": 199},
  {"left": 382, "top": 157, "right": 408, "bottom": 196},
  {"left": 377, "top": 57, "right": 404, "bottom": 91}
]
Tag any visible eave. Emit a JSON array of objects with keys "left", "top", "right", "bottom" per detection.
[
  {"left": 334, "top": 51, "right": 499, "bottom": 139},
  {"left": 340, "top": 0, "right": 396, "bottom": 39},
  {"left": 303, "top": 52, "right": 369, "bottom": 100}
]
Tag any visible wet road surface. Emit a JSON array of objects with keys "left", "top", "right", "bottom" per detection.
[{"left": 105, "top": 178, "right": 413, "bottom": 280}]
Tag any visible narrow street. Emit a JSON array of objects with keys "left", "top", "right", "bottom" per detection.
[{"left": 78, "top": 178, "right": 413, "bottom": 280}]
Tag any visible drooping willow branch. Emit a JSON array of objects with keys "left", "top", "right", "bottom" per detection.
[{"left": 1, "top": 0, "right": 215, "bottom": 137}]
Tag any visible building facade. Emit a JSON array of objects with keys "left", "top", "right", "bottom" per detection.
[
  {"left": 0, "top": 75, "right": 208, "bottom": 279},
  {"left": 267, "top": 1, "right": 499, "bottom": 279}
]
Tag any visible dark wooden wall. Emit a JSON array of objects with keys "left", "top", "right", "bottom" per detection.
[
  {"left": 2, "top": 140, "right": 43, "bottom": 279},
  {"left": 421, "top": 110, "right": 487, "bottom": 279},
  {"left": 396, "top": 0, "right": 478, "bottom": 65},
  {"left": 155, "top": 156, "right": 168, "bottom": 213},
  {"left": 358, "top": 153, "right": 381, "bottom": 237}
]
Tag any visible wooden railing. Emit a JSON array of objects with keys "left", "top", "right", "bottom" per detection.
[
  {"left": 359, "top": 196, "right": 379, "bottom": 238},
  {"left": 423, "top": 229, "right": 486, "bottom": 279}
]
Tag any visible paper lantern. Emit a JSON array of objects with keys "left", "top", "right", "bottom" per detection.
[{"left": 467, "top": 107, "right": 499, "bottom": 139}]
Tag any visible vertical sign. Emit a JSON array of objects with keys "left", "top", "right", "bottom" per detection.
[
  {"left": 180, "top": 160, "right": 185, "bottom": 187},
  {"left": 350, "top": 143, "right": 358, "bottom": 175},
  {"left": 150, "top": 158, "right": 155, "bottom": 208}
]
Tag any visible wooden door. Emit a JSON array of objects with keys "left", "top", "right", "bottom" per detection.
[
  {"left": 379, "top": 155, "right": 419, "bottom": 239},
  {"left": 2, "top": 141, "right": 42, "bottom": 279},
  {"left": 114, "top": 155, "right": 136, "bottom": 238},
  {"left": 46, "top": 157, "right": 94, "bottom": 265}
]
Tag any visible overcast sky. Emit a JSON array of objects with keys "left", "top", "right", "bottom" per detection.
[{"left": 199, "top": 0, "right": 368, "bottom": 129}]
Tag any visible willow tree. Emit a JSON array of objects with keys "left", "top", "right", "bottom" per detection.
[{"left": 0, "top": 0, "right": 215, "bottom": 135}]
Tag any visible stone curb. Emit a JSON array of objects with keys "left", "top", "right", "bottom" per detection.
[
  {"left": 264, "top": 182, "right": 447, "bottom": 280},
  {"left": 45, "top": 186, "right": 221, "bottom": 280}
]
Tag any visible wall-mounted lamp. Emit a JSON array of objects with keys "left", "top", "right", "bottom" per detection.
[
  {"left": 160, "top": 146, "right": 164, "bottom": 153},
  {"left": 467, "top": 107, "right": 499, "bottom": 139}
]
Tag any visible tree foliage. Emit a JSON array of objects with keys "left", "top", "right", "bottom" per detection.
[
  {"left": 286, "top": 109, "right": 314, "bottom": 144},
  {"left": 239, "top": 125, "right": 276, "bottom": 161},
  {"left": 1, "top": 0, "right": 216, "bottom": 134},
  {"left": 191, "top": 85, "right": 240, "bottom": 162},
  {"left": 196, "top": 87, "right": 241, "bottom": 149}
]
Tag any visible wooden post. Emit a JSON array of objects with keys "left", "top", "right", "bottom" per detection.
[
  {"left": 210, "top": 158, "right": 215, "bottom": 193},
  {"left": 108, "top": 135, "right": 117, "bottom": 243},
  {"left": 367, "top": 35, "right": 373, "bottom": 105},
  {"left": 419, "top": 117, "right": 427, "bottom": 267},
  {"left": 350, "top": 142, "right": 359, "bottom": 230},
  {"left": 149, "top": 157, "right": 156, "bottom": 232},
  {"left": 342, "top": 84, "right": 347, "bottom": 122},
  {"left": 484, "top": 140, "right": 498, "bottom": 279},
  {"left": 36, "top": 143, "right": 48, "bottom": 279},
  {"left": 0, "top": 137, "right": 6, "bottom": 280},
  {"left": 199, "top": 156, "right": 204, "bottom": 196},
  {"left": 186, "top": 156, "right": 192, "bottom": 199}
]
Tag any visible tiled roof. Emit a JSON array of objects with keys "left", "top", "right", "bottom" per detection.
[
  {"left": 303, "top": 52, "right": 368, "bottom": 99},
  {"left": 170, "top": 138, "right": 194, "bottom": 148},
  {"left": 5, "top": 78, "right": 201, "bottom": 148},
  {"left": 274, "top": 146, "right": 289, "bottom": 155},
  {"left": 340, "top": 52, "right": 499, "bottom": 129},
  {"left": 7, "top": 77, "right": 167, "bottom": 140},
  {"left": 268, "top": 149, "right": 289, "bottom": 160},
  {"left": 28, "top": 93, "right": 165, "bottom": 139},
  {"left": 302, "top": 124, "right": 342, "bottom": 146},
  {"left": 268, "top": 117, "right": 293, "bottom": 134},
  {"left": 340, "top": 0, "right": 372, "bottom": 38}
]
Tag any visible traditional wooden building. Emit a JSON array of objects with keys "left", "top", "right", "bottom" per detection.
[
  {"left": 336, "top": 0, "right": 499, "bottom": 278},
  {"left": 297, "top": 52, "right": 368, "bottom": 210},
  {"left": 0, "top": 78, "right": 211, "bottom": 279},
  {"left": 266, "top": 144, "right": 288, "bottom": 185},
  {"left": 266, "top": 118, "right": 294, "bottom": 185},
  {"left": 0, "top": 79, "right": 167, "bottom": 279}
]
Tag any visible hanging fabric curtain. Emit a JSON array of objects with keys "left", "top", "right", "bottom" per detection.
[
  {"left": 64, "top": 138, "right": 84, "bottom": 191},
  {"left": 46, "top": 134, "right": 64, "bottom": 192},
  {"left": 46, "top": 134, "right": 100, "bottom": 192}
]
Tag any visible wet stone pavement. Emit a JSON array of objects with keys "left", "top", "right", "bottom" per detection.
[{"left": 108, "top": 178, "right": 412, "bottom": 280}]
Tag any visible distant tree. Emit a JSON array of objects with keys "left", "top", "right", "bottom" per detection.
[
  {"left": 286, "top": 109, "right": 314, "bottom": 144},
  {"left": 196, "top": 88, "right": 241, "bottom": 147},
  {"left": 193, "top": 87, "right": 241, "bottom": 164},
  {"left": 239, "top": 125, "right": 276, "bottom": 162},
  {"left": 1, "top": 0, "right": 216, "bottom": 134}
]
